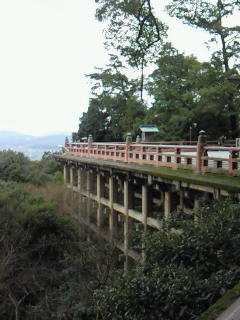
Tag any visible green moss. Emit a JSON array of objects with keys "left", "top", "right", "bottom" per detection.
[
  {"left": 56, "top": 155, "right": 240, "bottom": 193},
  {"left": 123, "top": 163, "right": 240, "bottom": 192},
  {"left": 200, "top": 282, "right": 240, "bottom": 320}
]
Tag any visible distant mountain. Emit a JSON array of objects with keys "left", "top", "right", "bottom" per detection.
[
  {"left": 0, "top": 131, "right": 33, "bottom": 147},
  {"left": 0, "top": 131, "right": 71, "bottom": 160}
]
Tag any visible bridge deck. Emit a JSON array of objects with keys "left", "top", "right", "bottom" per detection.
[{"left": 57, "top": 154, "right": 240, "bottom": 193}]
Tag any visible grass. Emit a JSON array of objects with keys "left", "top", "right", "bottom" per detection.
[{"left": 200, "top": 282, "right": 240, "bottom": 320}]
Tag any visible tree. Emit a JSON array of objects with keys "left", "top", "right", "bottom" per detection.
[
  {"left": 167, "top": 0, "right": 240, "bottom": 72},
  {"left": 165, "top": 0, "right": 240, "bottom": 138},
  {"left": 95, "top": 0, "right": 167, "bottom": 100},
  {"left": 0, "top": 150, "right": 30, "bottom": 183},
  {"left": 78, "top": 68, "right": 146, "bottom": 141},
  {"left": 147, "top": 45, "right": 239, "bottom": 140}
]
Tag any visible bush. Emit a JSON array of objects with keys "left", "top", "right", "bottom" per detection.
[{"left": 95, "top": 200, "right": 240, "bottom": 320}]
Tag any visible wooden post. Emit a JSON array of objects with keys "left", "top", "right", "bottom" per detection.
[
  {"left": 194, "top": 198, "right": 200, "bottom": 224},
  {"left": 124, "top": 179, "right": 129, "bottom": 272},
  {"left": 173, "top": 147, "right": 180, "bottom": 169},
  {"left": 77, "top": 168, "right": 82, "bottom": 193},
  {"left": 213, "top": 188, "right": 221, "bottom": 200},
  {"left": 86, "top": 170, "right": 90, "bottom": 224},
  {"left": 97, "top": 173, "right": 103, "bottom": 229},
  {"left": 70, "top": 166, "right": 74, "bottom": 187},
  {"left": 109, "top": 175, "right": 117, "bottom": 241},
  {"left": 164, "top": 191, "right": 171, "bottom": 219},
  {"left": 142, "top": 185, "right": 148, "bottom": 231},
  {"left": 63, "top": 164, "right": 67, "bottom": 184},
  {"left": 196, "top": 130, "right": 207, "bottom": 173},
  {"left": 125, "top": 132, "right": 132, "bottom": 163},
  {"left": 88, "top": 134, "right": 93, "bottom": 158},
  {"left": 228, "top": 150, "right": 238, "bottom": 175},
  {"left": 179, "top": 190, "right": 184, "bottom": 211}
]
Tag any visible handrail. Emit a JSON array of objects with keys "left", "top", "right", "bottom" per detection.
[{"left": 64, "top": 141, "right": 240, "bottom": 176}]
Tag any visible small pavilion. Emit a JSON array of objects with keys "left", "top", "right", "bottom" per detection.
[{"left": 139, "top": 125, "right": 159, "bottom": 142}]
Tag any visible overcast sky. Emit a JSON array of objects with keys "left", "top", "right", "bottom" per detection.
[{"left": 0, "top": 0, "right": 238, "bottom": 136}]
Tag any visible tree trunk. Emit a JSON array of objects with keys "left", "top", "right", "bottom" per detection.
[
  {"left": 220, "top": 33, "right": 229, "bottom": 72},
  {"left": 140, "top": 57, "right": 144, "bottom": 102}
]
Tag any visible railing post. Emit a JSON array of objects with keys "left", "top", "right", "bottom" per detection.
[
  {"left": 173, "top": 147, "right": 180, "bottom": 169},
  {"left": 88, "top": 134, "right": 93, "bottom": 157},
  {"left": 228, "top": 150, "right": 238, "bottom": 175},
  {"left": 64, "top": 136, "right": 69, "bottom": 148},
  {"left": 136, "top": 135, "right": 141, "bottom": 143},
  {"left": 196, "top": 130, "right": 207, "bottom": 174},
  {"left": 125, "top": 132, "right": 132, "bottom": 163}
]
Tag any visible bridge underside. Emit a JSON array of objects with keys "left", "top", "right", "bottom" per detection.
[{"left": 56, "top": 154, "right": 240, "bottom": 270}]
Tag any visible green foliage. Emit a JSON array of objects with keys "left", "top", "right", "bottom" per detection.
[
  {"left": 78, "top": 45, "right": 239, "bottom": 141},
  {"left": 74, "top": 2, "right": 240, "bottom": 142},
  {"left": 0, "top": 150, "right": 62, "bottom": 185},
  {"left": 95, "top": 0, "right": 167, "bottom": 68},
  {"left": 95, "top": 200, "right": 240, "bottom": 320},
  {"left": 0, "top": 181, "right": 99, "bottom": 319},
  {"left": 78, "top": 68, "right": 146, "bottom": 141},
  {"left": 0, "top": 179, "right": 121, "bottom": 320},
  {"left": 147, "top": 46, "right": 239, "bottom": 140},
  {"left": 95, "top": 0, "right": 167, "bottom": 101},
  {"left": 167, "top": 0, "right": 240, "bottom": 72},
  {"left": 0, "top": 150, "right": 30, "bottom": 183}
]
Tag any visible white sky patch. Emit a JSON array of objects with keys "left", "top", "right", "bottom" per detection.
[
  {"left": 0, "top": 0, "right": 107, "bottom": 136},
  {"left": 0, "top": 0, "right": 239, "bottom": 136}
]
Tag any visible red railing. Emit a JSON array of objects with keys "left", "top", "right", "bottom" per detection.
[{"left": 64, "top": 142, "right": 240, "bottom": 176}]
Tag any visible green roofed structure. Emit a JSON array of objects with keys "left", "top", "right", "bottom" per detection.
[{"left": 139, "top": 125, "right": 159, "bottom": 142}]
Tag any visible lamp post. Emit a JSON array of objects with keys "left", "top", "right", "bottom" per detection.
[{"left": 190, "top": 123, "right": 197, "bottom": 144}]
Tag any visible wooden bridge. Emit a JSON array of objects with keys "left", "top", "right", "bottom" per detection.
[{"left": 56, "top": 139, "right": 240, "bottom": 269}]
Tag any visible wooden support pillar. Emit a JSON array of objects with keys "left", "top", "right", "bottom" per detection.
[
  {"left": 214, "top": 188, "right": 221, "bottom": 200},
  {"left": 70, "top": 166, "right": 74, "bottom": 187},
  {"left": 141, "top": 184, "right": 147, "bottom": 265},
  {"left": 141, "top": 183, "right": 152, "bottom": 264},
  {"left": 109, "top": 175, "right": 117, "bottom": 241},
  {"left": 63, "top": 164, "right": 67, "bottom": 184},
  {"left": 97, "top": 173, "right": 103, "bottom": 229},
  {"left": 124, "top": 179, "right": 129, "bottom": 272},
  {"left": 142, "top": 185, "right": 148, "bottom": 231},
  {"left": 179, "top": 190, "right": 184, "bottom": 211},
  {"left": 78, "top": 194, "right": 82, "bottom": 219},
  {"left": 77, "top": 168, "right": 82, "bottom": 193},
  {"left": 86, "top": 170, "right": 90, "bottom": 224},
  {"left": 164, "top": 191, "right": 171, "bottom": 219},
  {"left": 72, "top": 166, "right": 78, "bottom": 187},
  {"left": 194, "top": 198, "right": 201, "bottom": 224},
  {"left": 194, "top": 198, "right": 200, "bottom": 210}
]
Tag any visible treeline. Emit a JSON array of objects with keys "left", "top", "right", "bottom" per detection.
[{"left": 76, "top": 0, "right": 240, "bottom": 142}]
